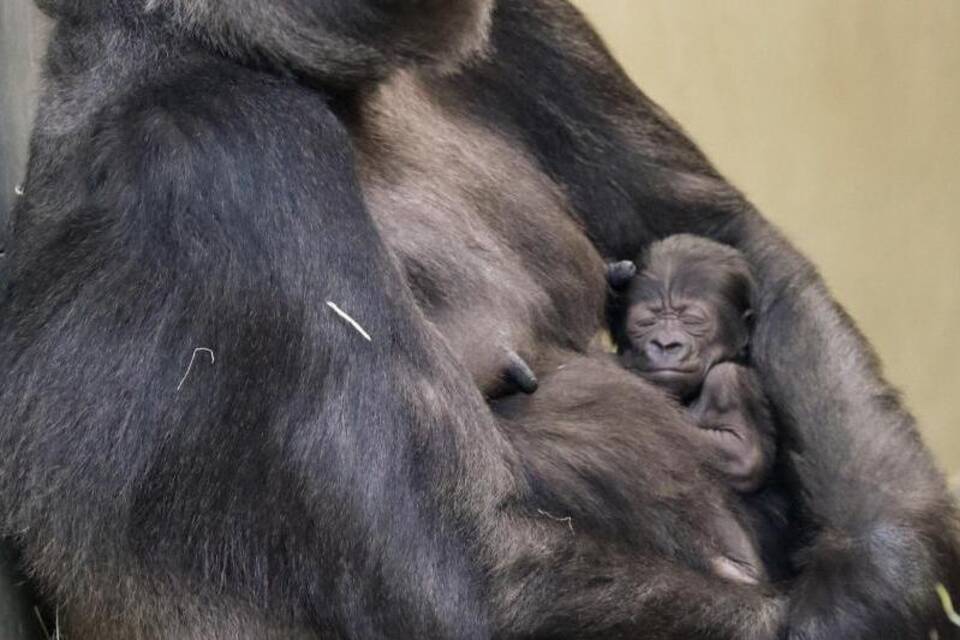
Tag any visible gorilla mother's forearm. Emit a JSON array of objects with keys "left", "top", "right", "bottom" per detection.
[
  {"left": 457, "top": 0, "right": 960, "bottom": 636},
  {"left": 728, "top": 215, "right": 960, "bottom": 633}
]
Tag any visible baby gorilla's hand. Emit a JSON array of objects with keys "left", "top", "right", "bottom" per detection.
[{"left": 688, "top": 363, "right": 775, "bottom": 493}]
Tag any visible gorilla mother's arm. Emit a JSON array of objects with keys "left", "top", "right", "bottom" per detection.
[{"left": 455, "top": 0, "right": 960, "bottom": 636}]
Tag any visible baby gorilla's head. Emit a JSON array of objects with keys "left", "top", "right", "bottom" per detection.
[{"left": 612, "top": 235, "right": 755, "bottom": 399}]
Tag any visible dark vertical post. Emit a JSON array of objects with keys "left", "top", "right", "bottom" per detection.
[{"left": 0, "top": 2, "right": 49, "bottom": 638}]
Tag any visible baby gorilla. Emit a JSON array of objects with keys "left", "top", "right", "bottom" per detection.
[{"left": 609, "top": 235, "right": 775, "bottom": 496}]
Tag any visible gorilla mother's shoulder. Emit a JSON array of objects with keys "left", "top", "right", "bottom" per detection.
[{"left": 35, "top": 0, "right": 493, "bottom": 85}]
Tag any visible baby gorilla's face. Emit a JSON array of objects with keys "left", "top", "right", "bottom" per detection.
[
  {"left": 612, "top": 234, "right": 755, "bottom": 400},
  {"left": 621, "top": 290, "right": 737, "bottom": 399}
]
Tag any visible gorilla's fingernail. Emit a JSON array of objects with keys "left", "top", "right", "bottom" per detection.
[{"left": 507, "top": 351, "right": 539, "bottom": 394}]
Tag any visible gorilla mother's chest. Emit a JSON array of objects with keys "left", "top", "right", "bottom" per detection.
[{"left": 352, "top": 72, "right": 605, "bottom": 390}]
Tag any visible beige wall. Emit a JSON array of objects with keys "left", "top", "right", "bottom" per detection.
[
  {"left": 572, "top": 1, "right": 960, "bottom": 477},
  {"left": 0, "top": 1, "right": 47, "bottom": 223}
]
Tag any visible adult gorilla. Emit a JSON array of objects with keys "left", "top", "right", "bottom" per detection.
[{"left": 1, "top": 0, "right": 958, "bottom": 638}]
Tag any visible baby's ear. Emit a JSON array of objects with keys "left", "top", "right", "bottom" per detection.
[{"left": 738, "top": 310, "right": 754, "bottom": 359}]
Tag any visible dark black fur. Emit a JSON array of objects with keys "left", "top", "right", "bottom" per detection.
[{"left": 1, "top": 0, "right": 958, "bottom": 638}]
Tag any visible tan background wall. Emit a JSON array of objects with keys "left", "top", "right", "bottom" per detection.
[
  {"left": 573, "top": 1, "right": 960, "bottom": 478},
  {"left": 0, "top": 1, "right": 47, "bottom": 225}
]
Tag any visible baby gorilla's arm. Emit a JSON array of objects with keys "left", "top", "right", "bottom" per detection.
[{"left": 688, "top": 363, "right": 776, "bottom": 493}]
